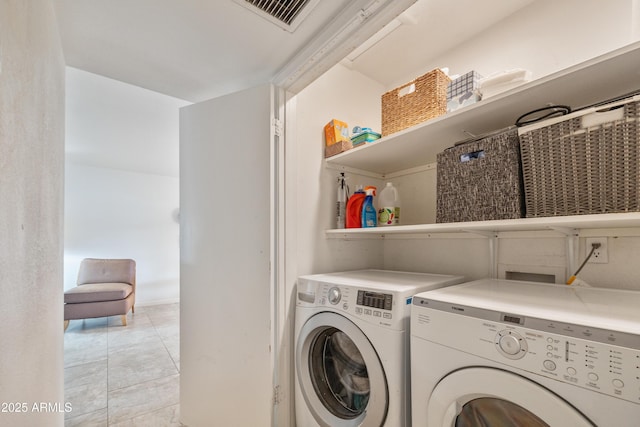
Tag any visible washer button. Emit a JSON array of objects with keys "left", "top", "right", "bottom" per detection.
[
  {"left": 612, "top": 379, "right": 624, "bottom": 388},
  {"left": 547, "top": 337, "right": 554, "bottom": 343},
  {"left": 588, "top": 373, "right": 599, "bottom": 382},
  {"left": 567, "top": 367, "right": 577, "bottom": 376},
  {"left": 543, "top": 360, "right": 556, "bottom": 371}
]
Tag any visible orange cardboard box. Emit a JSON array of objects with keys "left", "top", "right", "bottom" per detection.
[{"left": 324, "top": 119, "right": 349, "bottom": 146}]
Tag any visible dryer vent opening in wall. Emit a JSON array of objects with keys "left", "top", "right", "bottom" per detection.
[
  {"left": 237, "top": 0, "right": 320, "bottom": 31},
  {"left": 505, "top": 271, "right": 556, "bottom": 284}
]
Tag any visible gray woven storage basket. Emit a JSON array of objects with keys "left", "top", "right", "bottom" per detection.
[
  {"left": 436, "top": 128, "right": 524, "bottom": 223},
  {"left": 518, "top": 95, "right": 640, "bottom": 217}
]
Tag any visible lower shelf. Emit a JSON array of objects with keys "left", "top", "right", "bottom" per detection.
[{"left": 326, "top": 213, "right": 640, "bottom": 238}]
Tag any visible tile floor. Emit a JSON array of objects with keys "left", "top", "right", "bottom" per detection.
[{"left": 64, "top": 303, "right": 182, "bottom": 426}]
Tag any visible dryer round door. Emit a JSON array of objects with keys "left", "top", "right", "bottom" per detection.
[
  {"left": 426, "top": 367, "right": 594, "bottom": 426},
  {"left": 296, "top": 312, "right": 388, "bottom": 427}
]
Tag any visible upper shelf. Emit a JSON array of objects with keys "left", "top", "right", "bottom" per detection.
[
  {"left": 325, "top": 213, "right": 640, "bottom": 237},
  {"left": 325, "top": 42, "right": 640, "bottom": 176}
]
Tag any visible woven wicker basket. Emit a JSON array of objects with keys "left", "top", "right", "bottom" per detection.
[
  {"left": 518, "top": 95, "right": 640, "bottom": 217},
  {"left": 382, "top": 69, "right": 450, "bottom": 136},
  {"left": 436, "top": 128, "right": 524, "bottom": 223}
]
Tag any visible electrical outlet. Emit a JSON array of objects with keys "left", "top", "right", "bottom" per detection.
[{"left": 586, "top": 237, "right": 608, "bottom": 263}]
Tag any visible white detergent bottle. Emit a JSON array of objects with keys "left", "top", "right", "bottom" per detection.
[{"left": 378, "top": 182, "right": 400, "bottom": 226}]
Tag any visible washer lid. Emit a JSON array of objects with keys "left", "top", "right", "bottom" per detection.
[{"left": 414, "top": 278, "right": 640, "bottom": 334}]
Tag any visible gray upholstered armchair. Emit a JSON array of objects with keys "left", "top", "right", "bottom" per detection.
[{"left": 64, "top": 258, "right": 136, "bottom": 331}]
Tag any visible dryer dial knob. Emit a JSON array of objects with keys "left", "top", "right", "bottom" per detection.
[
  {"left": 499, "top": 335, "right": 521, "bottom": 355},
  {"left": 327, "top": 287, "right": 341, "bottom": 305},
  {"left": 496, "top": 330, "right": 527, "bottom": 360}
]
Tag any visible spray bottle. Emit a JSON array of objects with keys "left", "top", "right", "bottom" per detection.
[
  {"left": 361, "top": 186, "right": 377, "bottom": 228},
  {"left": 336, "top": 173, "right": 349, "bottom": 229}
]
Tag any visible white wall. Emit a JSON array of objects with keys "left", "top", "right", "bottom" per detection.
[
  {"left": 64, "top": 164, "right": 180, "bottom": 304},
  {"left": 64, "top": 68, "right": 188, "bottom": 305},
  {"left": 290, "top": 64, "right": 387, "bottom": 278},
  {"left": 65, "top": 67, "right": 187, "bottom": 177},
  {"left": 0, "top": 2, "right": 66, "bottom": 426}
]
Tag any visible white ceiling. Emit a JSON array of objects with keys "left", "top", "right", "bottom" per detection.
[
  {"left": 55, "top": 0, "right": 357, "bottom": 102},
  {"left": 55, "top": 0, "right": 534, "bottom": 103}
]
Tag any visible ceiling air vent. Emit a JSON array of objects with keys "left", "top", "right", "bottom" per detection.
[{"left": 237, "top": 0, "right": 321, "bottom": 32}]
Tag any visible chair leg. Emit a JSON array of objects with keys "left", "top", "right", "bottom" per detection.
[
  {"left": 64, "top": 320, "right": 69, "bottom": 332},
  {"left": 121, "top": 314, "right": 127, "bottom": 326}
]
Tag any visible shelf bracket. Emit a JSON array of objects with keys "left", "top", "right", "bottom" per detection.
[
  {"left": 549, "top": 227, "right": 579, "bottom": 281},
  {"left": 462, "top": 229, "right": 499, "bottom": 279}
]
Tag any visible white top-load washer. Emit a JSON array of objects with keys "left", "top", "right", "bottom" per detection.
[
  {"left": 295, "top": 269, "right": 464, "bottom": 427},
  {"left": 410, "top": 278, "right": 640, "bottom": 427}
]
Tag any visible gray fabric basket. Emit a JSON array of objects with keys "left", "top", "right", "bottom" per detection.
[
  {"left": 436, "top": 128, "right": 524, "bottom": 223},
  {"left": 518, "top": 95, "right": 640, "bottom": 217}
]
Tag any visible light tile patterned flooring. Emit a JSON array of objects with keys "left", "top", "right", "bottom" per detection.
[{"left": 64, "top": 303, "right": 182, "bottom": 426}]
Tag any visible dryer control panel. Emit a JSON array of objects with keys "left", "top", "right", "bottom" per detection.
[{"left": 412, "top": 297, "right": 640, "bottom": 405}]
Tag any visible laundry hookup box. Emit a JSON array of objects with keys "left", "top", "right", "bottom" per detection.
[{"left": 436, "top": 127, "right": 524, "bottom": 223}]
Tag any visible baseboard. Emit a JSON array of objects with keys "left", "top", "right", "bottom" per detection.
[{"left": 136, "top": 298, "right": 180, "bottom": 307}]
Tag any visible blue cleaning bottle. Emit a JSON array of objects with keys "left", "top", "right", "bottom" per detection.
[{"left": 361, "top": 186, "right": 377, "bottom": 228}]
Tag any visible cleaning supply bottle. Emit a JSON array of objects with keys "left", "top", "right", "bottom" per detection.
[
  {"left": 377, "top": 182, "right": 401, "bottom": 226},
  {"left": 336, "top": 173, "right": 349, "bottom": 229},
  {"left": 346, "top": 185, "right": 365, "bottom": 228},
  {"left": 361, "top": 186, "right": 377, "bottom": 228}
]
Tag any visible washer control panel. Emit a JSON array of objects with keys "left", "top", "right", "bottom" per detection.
[
  {"left": 304, "top": 282, "right": 409, "bottom": 330},
  {"left": 412, "top": 297, "right": 640, "bottom": 404}
]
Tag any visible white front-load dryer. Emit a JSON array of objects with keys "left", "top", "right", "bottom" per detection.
[
  {"left": 295, "top": 269, "right": 464, "bottom": 427},
  {"left": 410, "top": 278, "right": 640, "bottom": 427}
]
